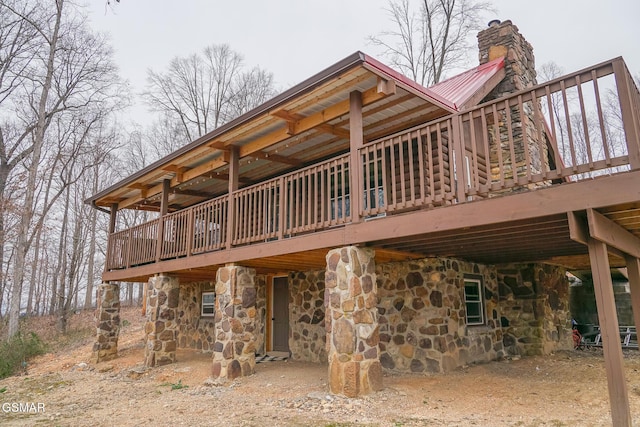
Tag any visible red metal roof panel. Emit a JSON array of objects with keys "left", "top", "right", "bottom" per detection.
[{"left": 428, "top": 57, "right": 505, "bottom": 110}]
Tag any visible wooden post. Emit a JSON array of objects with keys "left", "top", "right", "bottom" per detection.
[
  {"left": 612, "top": 59, "right": 640, "bottom": 170},
  {"left": 452, "top": 114, "right": 467, "bottom": 203},
  {"left": 106, "top": 203, "right": 118, "bottom": 271},
  {"left": 587, "top": 238, "right": 631, "bottom": 427},
  {"left": 226, "top": 146, "right": 239, "bottom": 249},
  {"left": 625, "top": 255, "right": 640, "bottom": 338},
  {"left": 277, "top": 176, "right": 285, "bottom": 240},
  {"left": 155, "top": 179, "right": 170, "bottom": 262},
  {"left": 109, "top": 203, "right": 118, "bottom": 234},
  {"left": 349, "top": 91, "right": 363, "bottom": 224}
]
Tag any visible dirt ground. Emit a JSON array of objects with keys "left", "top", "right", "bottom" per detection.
[{"left": 2, "top": 309, "right": 640, "bottom": 426}]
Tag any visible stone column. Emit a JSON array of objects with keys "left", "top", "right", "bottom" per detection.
[
  {"left": 325, "top": 246, "right": 382, "bottom": 397},
  {"left": 212, "top": 265, "right": 257, "bottom": 380},
  {"left": 144, "top": 274, "right": 180, "bottom": 367},
  {"left": 93, "top": 282, "right": 120, "bottom": 362}
]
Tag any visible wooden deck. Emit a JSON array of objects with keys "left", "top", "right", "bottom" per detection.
[{"left": 102, "top": 57, "right": 640, "bottom": 282}]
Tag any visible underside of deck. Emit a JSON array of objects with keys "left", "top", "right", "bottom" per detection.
[{"left": 102, "top": 169, "right": 640, "bottom": 282}]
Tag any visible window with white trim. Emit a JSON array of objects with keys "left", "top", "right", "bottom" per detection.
[
  {"left": 463, "top": 277, "right": 485, "bottom": 325},
  {"left": 201, "top": 292, "right": 215, "bottom": 317}
]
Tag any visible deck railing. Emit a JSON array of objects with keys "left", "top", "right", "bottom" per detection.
[
  {"left": 106, "top": 57, "right": 640, "bottom": 270},
  {"left": 106, "top": 219, "right": 159, "bottom": 270},
  {"left": 456, "top": 57, "right": 640, "bottom": 199}
]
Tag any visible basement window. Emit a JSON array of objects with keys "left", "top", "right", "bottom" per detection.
[
  {"left": 463, "top": 277, "right": 485, "bottom": 326},
  {"left": 201, "top": 292, "right": 215, "bottom": 317}
]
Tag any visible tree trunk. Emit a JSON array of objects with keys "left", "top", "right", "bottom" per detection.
[
  {"left": 56, "top": 185, "right": 71, "bottom": 334},
  {"left": 8, "top": 0, "right": 64, "bottom": 338},
  {"left": 84, "top": 166, "right": 99, "bottom": 309}
]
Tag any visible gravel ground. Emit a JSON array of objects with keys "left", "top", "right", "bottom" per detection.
[{"left": 1, "top": 313, "right": 640, "bottom": 426}]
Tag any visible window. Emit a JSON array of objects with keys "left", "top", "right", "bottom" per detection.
[
  {"left": 201, "top": 292, "right": 215, "bottom": 317},
  {"left": 463, "top": 277, "right": 485, "bottom": 325}
]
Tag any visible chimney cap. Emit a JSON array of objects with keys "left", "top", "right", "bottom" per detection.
[{"left": 488, "top": 19, "right": 501, "bottom": 27}]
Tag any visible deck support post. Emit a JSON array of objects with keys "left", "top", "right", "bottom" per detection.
[
  {"left": 349, "top": 91, "right": 363, "bottom": 224},
  {"left": 212, "top": 265, "right": 257, "bottom": 380},
  {"left": 144, "top": 274, "right": 180, "bottom": 367},
  {"left": 226, "top": 147, "right": 239, "bottom": 249},
  {"left": 108, "top": 203, "right": 117, "bottom": 234},
  {"left": 155, "top": 179, "right": 170, "bottom": 262},
  {"left": 93, "top": 282, "right": 120, "bottom": 362},
  {"left": 325, "top": 246, "right": 382, "bottom": 397},
  {"left": 625, "top": 255, "right": 640, "bottom": 336},
  {"left": 587, "top": 238, "right": 631, "bottom": 427}
]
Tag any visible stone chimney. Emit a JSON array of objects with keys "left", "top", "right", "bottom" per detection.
[
  {"left": 476, "top": 20, "right": 549, "bottom": 190},
  {"left": 477, "top": 19, "right": 537, "bottom": 100}
]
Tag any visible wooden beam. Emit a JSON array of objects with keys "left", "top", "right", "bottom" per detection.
[
  {"left": 109, "top": 203, "right": 118, "bottom": 235},
  {"left": 349, "top": 90, "right": 363, "bottom": 225},
  {"left": 625, "top": 255, "right": 640, "bottom": 346},
  {"left": 237, "top": 85, "right": 391, "bottom": 158},
  {"left": 567, "top": 211, "right": 588, "bottom": 244},
  {"left": 171, "top": 188, "right": 215, "bottom": 199},
  {"left": 569, "top": 210, "right": 627, "bottom": 259},
  {"left": 254, "top": 150, "right": 302, "bottom": 166},
  {"left": 587, "top": 208, "right": 640, "bottom": 258},
  {"left": 377, "top": 77, "right": 396, "bottom": 95},
  {"left": 159, "top": 179, "right": 170, "bottom": 216},
  {"left": 118, "top": 157, "right": 228, "bottom": 210},
  {"left": 317, "top": 124, "right": 350, "bottom": 139},
  {"left": 587, "top": 237, "right": 631, "bottom": 427},
  {"left": 226, "top": 146, "right": 239, "bottom": 250}
]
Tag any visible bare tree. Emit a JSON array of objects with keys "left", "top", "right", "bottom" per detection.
[
  {"left": 369, "top": 0, "right": 493, "bottom": 86},
  {"left": 142, "top": 44, "right": 275, "bottom": 143},
  {"left": 2, "top": 0, "right": 125, "bottom": 337}
]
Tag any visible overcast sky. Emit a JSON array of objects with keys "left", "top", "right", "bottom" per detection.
[{"left": 88, "top": 0, "right": 640, "bottom": 125}]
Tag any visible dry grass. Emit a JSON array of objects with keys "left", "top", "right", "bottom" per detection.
[{"left": 0, "top": 306, "right": 144, "bottom": 351}]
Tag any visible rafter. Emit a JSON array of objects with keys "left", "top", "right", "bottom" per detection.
[{"left": 235, "top": 84, "right": 394, "bottom": 158}]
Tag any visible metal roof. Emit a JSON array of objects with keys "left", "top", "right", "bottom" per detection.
[
  {"left": 87, "top": 52, "right": 505, "bottom": 212},
  {"left": 429, "top": 57, "right": 505, "bottom": 110}
]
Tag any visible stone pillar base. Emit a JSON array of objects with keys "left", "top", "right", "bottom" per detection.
[
  {"left": 144, "top": 275, "right": 180, "bottom": 367},
  {"left": 211, "top": 265, "right": 257, "bottom": 380},
  {"left": 326, "top": 246, "right": 382, "bottom": 397},
  {"left": 93, "top": 282, "right": 120, "bottom": 363},
  {"left": 329, "top": 356, "right": 383, "bottom": 397}
]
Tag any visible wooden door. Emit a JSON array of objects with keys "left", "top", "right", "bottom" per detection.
[{"left": 272, "top": 276, "right": 290, "bottom": 353}]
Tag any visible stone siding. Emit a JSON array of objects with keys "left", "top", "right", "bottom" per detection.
[
  {"left": 498, "top": 264, "right": 572, "bottom": 356},
  {"left": 175, "top": 275, "right": 265, "bottom": 354},
  {"left": 376, "top": 258, "right": 502, "bottom": 373},
  {"left": 177, "top": 282, "right": 216, "bottom": 351},
  {"left": 289, "top": 270, "right": 327, "bottom": 363}
]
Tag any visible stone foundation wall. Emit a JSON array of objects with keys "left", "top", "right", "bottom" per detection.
[
  {"left": 177, "top": 282, "right": 216, "bottom": 351},
  {"left": 290, "top": 270, "right": 327, "bottom": 362},
  {"left": 377, "top": 259, "right": 502, "bottom": 373},
  {"left": 498, "top": 264, "right": 572, "bottom": 356},
  {"left": 175, "top": 275, "right": 266, "bottom": 355}
]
